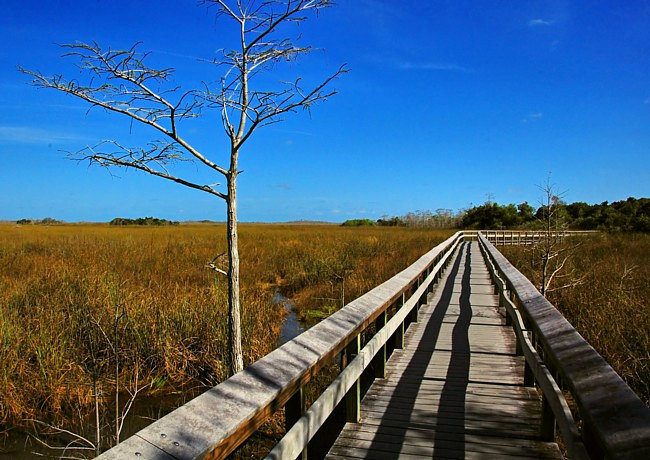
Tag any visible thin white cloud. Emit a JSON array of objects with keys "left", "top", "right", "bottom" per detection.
[
  {"left": 0, "top": 126, "right": 87, "bottom": 145},
  {"left": 529, "top": 18, "right": 554, "bottom": 27},
  {"left": 396, "top": 61, "right": 470, "bottom": 72},
  {"left": 150, "top": 49, "right": 207, "bottom": 62},
  {"left": 364, "top": 54, "right": 471, "bottom": 73},
  {"left": 522, "top": 112, "right": 543, "bottom": 123}
]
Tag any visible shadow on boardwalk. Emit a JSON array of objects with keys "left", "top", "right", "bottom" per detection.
[{"left": 362, "top": 242, "right": 472, "bottom": 458}]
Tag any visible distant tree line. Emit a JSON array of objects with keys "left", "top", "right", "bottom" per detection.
[
  {"left": 341, "top": 197, "right": 650, "bottom": 233},
  {"left": 342, "top": 209, "right": 460, "bottom": 229},
  {"left": 340, "top": 219, "right": 376, "bottom": 227},
  {"left": 109, "top": 217, "right": 179, "bottom": 226},
  {"left": 16, "top": 217, "right": 62, "bottom": 225},
  {"left": 460, "top": 197, "right": 650, "bottom": 232}
]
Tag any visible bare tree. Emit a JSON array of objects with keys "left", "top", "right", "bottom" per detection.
[
  {"left": 534, "top": 177, "right": 583, "bottom": 297},
  {"left": 20, "top": 0, "right": 345, "bottom": 375}
]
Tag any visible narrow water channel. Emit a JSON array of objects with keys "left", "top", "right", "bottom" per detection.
[{"left": 273, "top": 290, "right": 305, "bottom": 345}]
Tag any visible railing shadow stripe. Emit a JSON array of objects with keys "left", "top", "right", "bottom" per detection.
[{"left": 360, "top": 242, "right": 467, "bottom": 458}]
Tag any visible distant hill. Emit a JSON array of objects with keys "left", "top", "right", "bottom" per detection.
[{"left": 276, "top": 220, "right": 337, "bottom": 225}]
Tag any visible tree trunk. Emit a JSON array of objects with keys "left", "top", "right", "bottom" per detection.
[{"left": 226, "top": 171, "right": 244, "bottom": 375}]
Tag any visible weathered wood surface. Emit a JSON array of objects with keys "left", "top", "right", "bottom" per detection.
[
  {"left": 479, "top": 238, "right": 590, "bottom": 459},
  {"left": 479, "top": 233, "right": 650, "bottom": 459},
  {"left": 327, "top": 241, "right": 562, "bottom": 459}
]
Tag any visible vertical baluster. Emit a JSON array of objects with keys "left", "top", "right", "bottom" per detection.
[
  {"left": 394, "top": 293, "right": 405, "bottom": 349},
  {"left": 410, "top": 278, "right": 420, "bottom": 324},
  {"left": 285, "top": 386, "right": 308, "bottom": 460},
  {"left": 374, "top": 311, "right": 387, "bottom": 379},
  {"left": 343, "top": 334, "right": 360, "bottom": 422},
  {"left": 540, "top": 394, "right": 556, "bottom": 441}
]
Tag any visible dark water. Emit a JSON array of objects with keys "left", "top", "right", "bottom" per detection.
[
  {"left": 273, "top": 290, "right": 305, "bottom": 345},
  {"left": 0, "top": 385, "right": 207, "bottom": 459}
]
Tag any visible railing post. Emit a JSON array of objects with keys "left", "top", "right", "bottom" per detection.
[
  {"left": 409, "top": 274, "right": 426, "bottom": 323},
  {"left": 343, "top": 334, "right": 361, "bottom": 423},
  {"left": 582, "top": 423, "right": 605, "bottom": 459},
  {"left": 410, "top": 278, "right": 421, "bottom": 324},
  {"left": 523, "top": 362, "right": 534, "bottom": 387},
  {"left": 501, "top": 291, "right": 512, "bottom": 326},
  {"left": 285, "top": 386, "right": 308, "bottom": 460},
  {"left": 540, "top": 394, "right": 556, "bottom": 441},
  {"left": 410, "top": 293, "right": 421, "bottom": 323},
  {"left": 394, "top": 293, "right": 405, "bottom": 350},
  {"left": 514, "top": 331, "right": 523, "bottom": 355},
  {"left": 373, "top": 311, "right": 387, "bottom": 379}
]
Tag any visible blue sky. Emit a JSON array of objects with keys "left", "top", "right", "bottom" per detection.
[{"left": 1, "top": 0, "right": 649, "bottom": 222}]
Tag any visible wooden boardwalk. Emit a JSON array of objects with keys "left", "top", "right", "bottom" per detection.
[{"left": 327, "top": 241, "right": 562, "bottom": 459}]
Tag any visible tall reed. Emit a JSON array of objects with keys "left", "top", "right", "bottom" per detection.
[{"left": 0, "top": 223, "right": 451, "bottom": 444}]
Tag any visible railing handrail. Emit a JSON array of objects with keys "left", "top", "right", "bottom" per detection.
[
  {"left": 267, "top": 233, "right": 464, "bottom": 458},
  {"left": 478, "top": 232, "right": 650, "bottom": 459},
  {"left": 481, "top": 230, "right": 598, "bottom": 233},
  {"left": 477, "top": 236, "right": 590, "bottom": 459},
  {"left": 98, "top": 231, "right": 468, "bottom": 459}
]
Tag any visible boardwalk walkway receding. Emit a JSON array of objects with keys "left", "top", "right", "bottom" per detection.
[
  {"left": 327, "top": 241, "right": 562, "bottom": 459},
  {"left": 98, "top": 232, "right": 650, "bottom": 460}
]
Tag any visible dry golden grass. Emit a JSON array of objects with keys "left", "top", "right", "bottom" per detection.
[
  {"left": 0, "top": 223, "right": 451, "bottom": 438},
  {"left": 500, "top": 233, "right": 650, "bottom": 406}
]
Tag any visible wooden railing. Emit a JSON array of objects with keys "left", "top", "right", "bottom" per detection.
[
  {"left": 478, "top": 232, "right": 650, "bottom": 459},
  {"left": 98, "top": 231, "right": 469, "bottom": 460},
  {"left": 483, "top": 230, "right": 597, "bottom": 246}
]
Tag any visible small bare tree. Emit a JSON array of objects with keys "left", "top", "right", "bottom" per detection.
[
  {"left": 20, "top": 0, "right": 345, "bottom": 375},
  {"left": 534, "top": 177, "right": 583, "bottom": 297}
]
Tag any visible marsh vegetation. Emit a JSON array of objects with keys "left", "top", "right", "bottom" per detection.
[
  {"left": 0, "top": 223, "right": 451, "bottom": 452},
  {"left": 500, "top": 233, "right": 650, "bottom": 406}
]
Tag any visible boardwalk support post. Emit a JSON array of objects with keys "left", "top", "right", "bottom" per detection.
[
  {"left": 410, "top": 279, "right": 420, "bottom": 323},
  {"left": 394, "top": 294, "right": 405, "bottom": 349},
  {"left": 501, "top": 290, "right": 512, "bottom": 326},
  {"left": 373, "top": 311, "right": 387, "bottom": 379},
  {"left": 285, "top": 386, "right": 308, "bottom": 460},
  {"left": 541, "top": 393, "right": 556, "bottom": 441},
  {"left": 344, "top": 334, "right": 361, "bottom": 423}
]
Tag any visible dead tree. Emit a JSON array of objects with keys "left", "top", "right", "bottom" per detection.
[
  {"left": 20, "top": 0, "right": 345, "bottom": 375},
  {"left": 534, "top": 178, "right": 583, "bottom": 297}
]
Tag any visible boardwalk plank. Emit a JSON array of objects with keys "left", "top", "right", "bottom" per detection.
[{"left": 336, "top": 422, "right": 559, "bottom": 450}]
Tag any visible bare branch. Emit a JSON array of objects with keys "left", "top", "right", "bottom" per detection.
[
  {"left": 19, "top": 42, "right": 229, "bottom": 177},
  {"left": 207, "top": 252, "right": 229, "bottom": 276},
  {"left": 74, "top": 141, "right": 227, "bottom": 200},
  {"left": 118, "top": 368, "right": 149, "bottom": 437},
  {"left": 27, "top": 419, "right": 96, "bottom": 451},
  {"left": 546, "top": 273, "right": 587, "bottom": 293},
  {"left": 545, "top": 255, "right": 570, "bottom": 293},
  {"left": 238, "top": 64, "right": 347, "bottom": 146}
]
